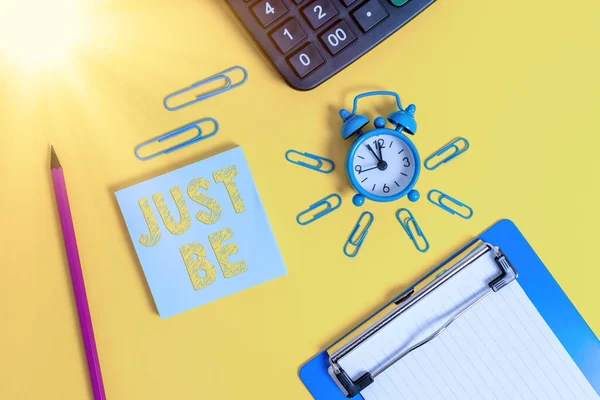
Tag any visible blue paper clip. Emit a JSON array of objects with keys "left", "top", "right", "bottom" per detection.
[
  {"left": 297, "top": 194, "right": 342, "bottom": 226},
  {"left": 428, "top": 190, "right": 474, "bottom": 219},
  {"left": 396, "top": 208, "right": 430, "bottom": 253},
  {"left": 164, "top": 66, "right": 248, "bottom": 111},
  {"left": 285, "top": 150, "right": 335, "bottom": 174},
  {"left": 344, "top": 212, "right": 374, "bottom": 257},
  {"left": 424, "top": 137, "right": 470, "bottom": 170},
  {"left": 135, "top": 118, "right": 219, "bottom": 161}
]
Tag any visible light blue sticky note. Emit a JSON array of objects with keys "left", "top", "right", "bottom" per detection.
[{"left": 115, "top": 147, "right": 287, "bottom": 319}]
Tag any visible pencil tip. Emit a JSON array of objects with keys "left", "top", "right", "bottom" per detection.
[{"left": 50, "top": 146, "right": 62, "bottom": 169}]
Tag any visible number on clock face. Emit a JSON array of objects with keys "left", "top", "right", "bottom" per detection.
[{"left": 351, "top": 134, "right": 416, "bottom": 198}]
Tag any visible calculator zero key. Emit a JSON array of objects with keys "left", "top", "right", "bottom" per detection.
[
  {"left": 287, "top": 44, "right": 325, "bottom": 78},
  {"left": 226, "top": 0, "right": 438, "bottom": 90}
]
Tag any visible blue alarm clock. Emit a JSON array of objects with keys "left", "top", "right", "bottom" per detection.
[{"left": 340, "top": 91, "right": 421, "bottom": 207}]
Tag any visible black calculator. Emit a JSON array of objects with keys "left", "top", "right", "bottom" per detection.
[{"left": 225, "top": 0, "right": 436, "bottom": 90}]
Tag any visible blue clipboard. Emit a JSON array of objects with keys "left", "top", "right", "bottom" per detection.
[{"left": 299, "top": 219, "right": 600, "bottom": 399}]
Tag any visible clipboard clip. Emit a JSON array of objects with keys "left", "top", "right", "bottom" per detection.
[{"left": 327, "top": 241, "right": 517, "bottom": 397}]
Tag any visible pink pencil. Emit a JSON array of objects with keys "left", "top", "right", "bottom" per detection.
[{"left": 51, "top": 147, "right": 106, "bottom": 400}]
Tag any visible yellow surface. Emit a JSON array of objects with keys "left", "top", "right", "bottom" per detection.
[{"left": 1, "top": 0, "right": 599, "bottom": 398}]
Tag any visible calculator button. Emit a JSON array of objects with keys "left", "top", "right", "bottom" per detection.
[
  {"left": 270, "top": 19, "right": 307, "bottom": 53},
  {"left": 319, "top": 21, "right": 356, "bottom": 55},
  {"left": 287, "top": 44, "right": 325, "bottom": 78},
  {"left": 292, "top": 0, "right": 306, "bottom": 3},
  {"left": 340, "top": 0, "right": 359, "bottom": 6},
  {"left": 251, "top": 0, "right": 288, "bottom": 27},
  {"left": 352, "top": 0, "right": 389, "bottom": 32},
  {"left": 301, "top": 0, "right": 338, "bottom": 30}
]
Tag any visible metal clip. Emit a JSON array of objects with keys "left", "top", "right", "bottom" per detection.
[
  {"left": 424, "top": 137, "right": 470, "bottom": 170},
  {"left": 396, "top": 208, "right": 429, "bottom": 253},
  {"left": 297, "top": 194, "right": 342, "bottom": 226},
  {"left": 428, "top": 190, "right": 474, "bottom": 219},
  {"left": 135, "top": 118, "right": 219, "bottom": 161},
  {"left": 285, "top": 150, "right": 335, "bottom": 174},
  {"left": 164, "top": 66, "right": 248, "bottom": 111},
  {"left": 344, "top": 212, "right": 374, "bottom": 258}
]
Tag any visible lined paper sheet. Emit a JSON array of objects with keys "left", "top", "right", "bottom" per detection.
[{"left": 338, "top": 251, "right": 599, "bottom": 400}]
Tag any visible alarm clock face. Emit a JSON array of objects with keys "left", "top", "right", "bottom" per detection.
[{"left": 348, "top": 129, "right": 420, "bottom": 202}]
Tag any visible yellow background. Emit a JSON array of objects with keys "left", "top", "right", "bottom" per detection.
[{"left": 1, "top": 0, "right": 599, "bottom": 399}]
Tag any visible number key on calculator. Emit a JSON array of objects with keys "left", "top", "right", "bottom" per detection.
[{"left": 225, "top": 0, "right": 437, "bottom": 90}]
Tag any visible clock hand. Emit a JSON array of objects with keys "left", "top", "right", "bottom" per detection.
[
  {"left": 359, "top": 165, "right": 379, "bottom": 174},
  {"left": 366, "top": 144, "right": 381, "bottom": 163},
  {"left": 377, "top": 141, "right": 384, "bottom": 162}
]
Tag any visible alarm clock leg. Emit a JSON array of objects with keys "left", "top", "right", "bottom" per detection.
[
  {"left": 353, "top": 194, "right": 366, "bottom": 207},
  {"left": 408, "top": 190, "right": 420, "bottom": 202}
]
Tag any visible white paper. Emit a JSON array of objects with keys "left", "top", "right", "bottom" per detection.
[{"left": 338, "top": 251, "right": 599, "bottom": 400}]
